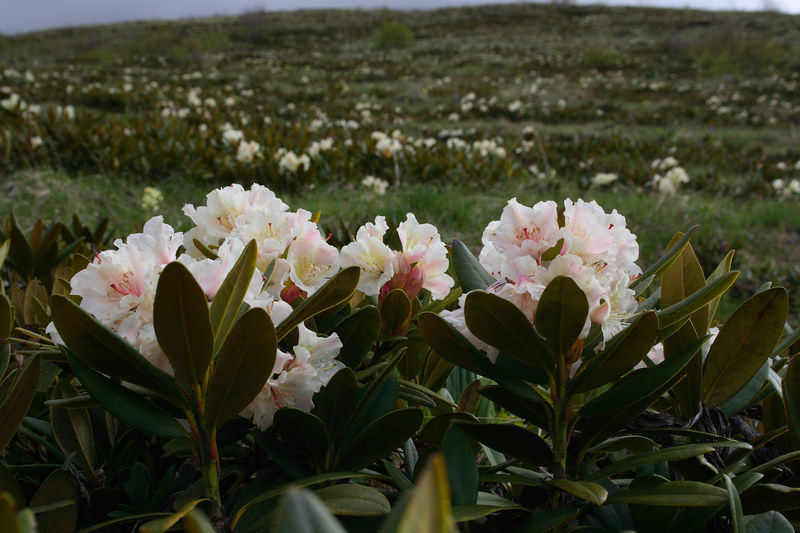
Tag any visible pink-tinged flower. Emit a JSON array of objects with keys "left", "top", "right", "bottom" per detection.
[
  {"left": 340, "top": 216, "right": 395, "bottom": 295},
  {"left": 286, "top": 223, "right": 340, "bottom": 293},
  {"left": 441, "top": 198, "right": 642, "bottom": 361},
  {"left": 479, "top": 198, "right": 561, "bottom": 273},
  {"left": 397, "top": 213, "right": 454, "bottom": 299},
  {"left": 242, "top": 326, "right": 344, "bottom": 430}
]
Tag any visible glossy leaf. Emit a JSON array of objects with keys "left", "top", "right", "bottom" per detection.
[
  {"left": 141, "top": 499, "right": 205, "bottom": 533},
  {"left": 208, "top": 239, "right": 257, "bottom": 356},
  {"left": 29, "top": 469, "right": 77, "bottom": 533},
  {"left": 49, "top": 381, "right": 94, "bottom": 475},
  {"left": 314, "top": 368, "right": 358, "bottom": 440},
  {"left": 380, "top": 289, "right": 411, "bottom": 334},
  {"left": 441, "top": 425, "right": 478, "bottom": 506},
  {"left": 706, "top": 250, "right": 735, "bottom": 327},
  {"left": 573, "top": 311, "right": 659, "bottom": 393},
  {"left": 274, "top": 489, "right": 347, "bottom": 533},
  {"left": 417, "top": 312, "right": 484, "bottom": 375},
  {"left": 632, "top": 226, "right": 699, "bottom": 290},
  {"left": 205, "top": 308, "right": 276, "bottom": 425},
  {"left": 579, "top": 336, "right": 708, "bottom": 448},
  {"left": 276, "top": 266, "right": 360, "bottom": 341},
  {"left": 702, "top": 288, "right": 788, "bottom": 408},
  {"left": 549, "top": 479, "right": 607, "bottom": 505},
  {"left": 313, "top": 484, "right": 390, "bottom": 516},
  {"left": 381, "top": 453, "right": 454, "bottom": 533},
  {"left": 50, "top": 296, "right": 183, "bottom": 404},
  {"left": 273, "top": 409, "right": 329, "bottom": 472},
  {"left": 455, "top": 422, "right": 553, "bottom": 468},
  {"left": 333, "top": 306, "right": 380, "bottom": 368},
  {"left": 66, "top": 352, "right": 186, "bottom": 440},
  {"left": 153, "top": 261, "right": 214, "bottom": 385},
  {"left": 337, "top": 408, "right": 423, "bottom": 471},
  {"left": 585, "top": 443, "right": 723, "bottom": 482},
  {"left": 451, "top": 239, "right": 494, "bottom": 291},
  {"left": 233, "top": 472, "right": 380, "bottom": 528},
  {"left": 606, "top": 481, "right": 728, "bottom": 507},
  {"left": 534, "top": 276, "right": 589, "bottom": 356},
  {"left": 478, "top": 385, "right": 550, "bottom": 430},
  {"left": 723, "top": 475, "right": 744, "bottom": 533},
  {"left": 0, "top": 294, "right": 12, "bottom": 344},
  {"left": 744, "top": 511, "right": 794, "bottom": 533},
  {"left": 0, "top": 355, "right": 41, "bottom": 451},
  {"left": 782, "top": 355, "right": 800, "bottom": 447},
  {"left": 463, "top": 291, "right": 552, "bottom": 379}
]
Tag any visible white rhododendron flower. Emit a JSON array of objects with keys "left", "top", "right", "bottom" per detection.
[
  {"left": 443, "top": 198, "right": 641, "bottom": 362},
  {"left": 592, "top": 172, "right": 618, "bottom": 186},
  {"left": 340, "top": 216, "right": 395, "bottom": 295},
  {"left": 50, "top": 184, "right": 348, "bottom": 431},
  {"left": 286, "top": 223, "right": 340, "bottom": 293},
  {"left": 243, "top": 325, "right": 344, "bottom": 430},
  {"left": 236, "top": 140, "right": 262, "bottom": 164},
  {"left": 342, "top": 214, "right": 454, "bottom": 300},
  {"left": 397, "top": 214, "right": 454, "bottom": 300}
]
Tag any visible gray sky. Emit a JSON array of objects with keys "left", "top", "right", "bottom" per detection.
[{"left": 1, "top": 0, "right": 798, "bottom": 34}]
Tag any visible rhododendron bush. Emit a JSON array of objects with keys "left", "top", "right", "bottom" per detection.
[{"left": 1, "top": 185, "right": 799, "bottom": 532}]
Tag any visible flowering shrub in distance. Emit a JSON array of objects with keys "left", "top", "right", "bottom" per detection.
[{"left": 1, "top": 186, "right": 800, "bottom": 532}]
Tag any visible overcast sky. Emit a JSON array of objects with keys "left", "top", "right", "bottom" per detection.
[{"left": 1, "top": 0, "right": 798, "bottom": 34}]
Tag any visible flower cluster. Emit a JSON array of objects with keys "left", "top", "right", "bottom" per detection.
[
  {"left": 49, "top": 184, "right": 359, "bottom": 430},
  {"left": 341, "top": 214, "right": 454, "bottom": 300},
  {"left": 442, "top": 198, "right": 641, "bottom": 362},
  {"left": 651, "top": 157, "right": 690, "bottom": 195}
]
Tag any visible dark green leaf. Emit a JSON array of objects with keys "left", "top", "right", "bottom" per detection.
[
  {"left": 379, "top": 453, "right": 453, "bottom": 533},
  {"left": 585, "top": 443, "right": 721, "bottom": 482},
  {"left": 478, "top": 385, "right": 550, "bottom": 430},
  {"left": 455, "top": 422, "right": 553, "bottom": 468},
  {"left": 580, "top": 336, "right": 708, "bottom": 417},
  {"left": 702, "top": 288, "right": 788, "bottom": 408},
  {"left": 534, "top": 276, "right": 589, "bottom": 357},
  {"left": 29, "top": 469, "right": 77, "bottom": 533},
  {"left": 153, "top": 262, "right": 214, "bottom": 384},
  {"left": 508, "top": 507, "right": 581, "bottom": 533},
  {"left": 277, "top": 267, "right": 360, "bottom": 341},
  {"left": 50, "top": 296, "right": 183, "bottom": 404},
  {"left": 744, "top": 511, "right": 794, "bottom": 533},
  {"left": 273, "top": 409, "right": 329, "bottom": 472},
  {"left": 549, "top": 479, "right": 607, "bottom": 505},
  {"left": 208, "top": 239, "right": 257, "bottom": 356},
  {"left": 579, "top": 336, "right": 708, "bottom": 448},
  {"left": 337, "top": 408, "right": 423, "bottom": 471},
  {"left": 706, "top": 251, "right": 735, "bottom": 327},
  {"left": 607, "top": 481, "right": 728, "bottom": 507},
  {"left": 313, "top": 484, "right": 390, "bottom": 516},
  {"left": 463, "top": 291, "right": 552, "bottom": 379},
  {"left": 452, "top": 240, "right": 494, "bottom": 291},
  {"left": 274, "top": 489, "right": 346, "bottom": 533},
  {"left": 50, "top": 381, "right": 94, "bottom": 475},
  {"left": 206, "top": 308, "right": 276, "bottom": 425},
  {"left": 418, "top": 312, "right": 485, "bottom": 375},
  {"left": 741, "top": 484, "right": 800, "bottom": 514},
  {"left": 333, "top": 307, "right": 380, "bottom": 368},
  {"left": 0, "top": 355, "right": 41, "bottom": 451},
  {"left": 573, "top": 311, "right": 659, "bottom": 393},
  {"left": 314, "top": 368, "right": 358, "bottom": 441},
  {"left": 441, "top": 426, "right": 478, "bottom": 506},
  {"left": 782, "top": 355, "right": 800, "bottom": 447},
  {"left": 66, "top": 352, "right": 186, "bottom": 440},
  {"left": 380, "top": 289, "right": 411, "bottom": 334},
  {"left": 723, "top": 475, "right": 744, "bottom": 533},
  {"left": 633, "top": 226, "right": 699, "bottom": 289}
]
